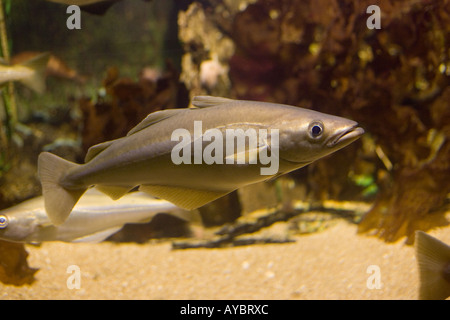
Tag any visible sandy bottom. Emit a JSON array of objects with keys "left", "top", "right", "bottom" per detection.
[{"left": 1, "top": 221, "right": 449, "bottom": 300}]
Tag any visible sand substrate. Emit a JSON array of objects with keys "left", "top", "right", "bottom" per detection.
[{"left": 1, "top": 220, "right": 449, "bottom": 300}]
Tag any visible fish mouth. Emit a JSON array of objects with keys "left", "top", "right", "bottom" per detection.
[{"left": 327, "top": 125, "right": 365, "bottom": 147}]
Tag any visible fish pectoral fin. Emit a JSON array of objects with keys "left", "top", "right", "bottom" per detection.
[
  {"left": 96, "top": 185, "right": 133, "bottom": 200},
  {"left": 192, "top": 96, "right": 234, "bottom": 108},
  {"left": 224, "top": 143, "right": 268, "bottom": 164},
  {"left": 84, "top": 140, "right": 115, "bottom": 162},
  {"left": 126, "top": 109, "right": 185, "bottom": 136},
  {"left": 139, "top": 185, "right": 231, "bottom": 210},
  {"left": 72, "top": 227, "right": 123, "bottom": 243}
]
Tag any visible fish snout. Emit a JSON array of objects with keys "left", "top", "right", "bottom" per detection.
[{"left": 327, "top": 124, "right": 365, "bottom": 148}]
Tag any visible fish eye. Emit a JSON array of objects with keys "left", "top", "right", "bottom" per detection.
[
  {"left": 0, "top": 215, "right": 8, "bottom": 228},
  {"left": 309, "top": 121, "right": 324, "bottom": 139}
]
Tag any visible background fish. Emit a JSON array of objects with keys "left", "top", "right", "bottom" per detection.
[
  {"left": 0, "top": 189, "right": 195, "bottom": 243},
  {"left": 12, "top": 52, "right": 86, "bottom": 84},
  {"left": 38, "top": 95, "right": 364, "bottom": 225},
  {"left": 415, "top": 231, "right": 450, "bottom": 300},
  {"left": 0, "top": 52, "right": 49, "bottom": 94}
]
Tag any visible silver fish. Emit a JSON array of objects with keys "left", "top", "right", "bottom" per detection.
[
  {"left": 415, "top": 231, "right": 450, "bottom": 300},
  {"left": 38, "top": 95, "right": 364, "bottom": 225},
  {"left": 0, "top": 52, "right": 49, "bottom": 94},
  {"left": 0, "top": 190, "right": 193, "bottom": 243}
]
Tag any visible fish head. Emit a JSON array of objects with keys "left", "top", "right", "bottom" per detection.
[
  {"left": 0, "top": 210, "right": 41, "bottom": 242},
  {"left": 276, "top": 110, "right": 364, "bottom": 164}
]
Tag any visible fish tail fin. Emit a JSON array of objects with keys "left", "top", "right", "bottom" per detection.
[
  {"left": 38, "top": 152, "right": 86, "bottom": 225},
  {"left": 415, "top": 231, "right": 450, "bottom": 300},
  {"left": 19, "top": 52, "right": 50, "bottom": 94}
]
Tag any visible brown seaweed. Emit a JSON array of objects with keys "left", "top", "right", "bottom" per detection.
[
  {"left": 0, "top": 240, "right": 37, "bottom": 285},
  {"left": 79, "top": 64, "right": 189, "bottom": 153},
  {"left": 224, "top": 0, "right": 450, "bottom": 243}
]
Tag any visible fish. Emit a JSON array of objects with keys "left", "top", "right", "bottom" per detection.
[
  {"left": 0, "top": 189, "right": 195, "bottom": 243},
  {"left": 12, "top": 52, "right": 86, "bottom": 84},
  {"left": 0, "top": 52, "right": 50, "bottom": 94},
  {"left": 415, "top": 230, "right": 450, "bottom": 300},
  {"left": 38, "top": 95, "right": 364, "bottom": 225}
]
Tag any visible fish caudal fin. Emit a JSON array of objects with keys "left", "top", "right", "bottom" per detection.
[
  {"left": 20, "top": 52, "right": 50, "bottom": 94},
  {"left": 415, "top": 231, "right": 450, "bottom": 300},
  {"left": 38, "top": 152, "right": 86, "bottom": 225}
]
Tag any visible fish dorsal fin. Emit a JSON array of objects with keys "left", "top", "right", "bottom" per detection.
[
  {"left": 84, "top": 140, "right": 115, "bottom": 162},
  {"left": 139, "top": 185, "right": 231, "bottom": 210},
  {"left": 192, "top": 96, "right": 234, "bottom": 108},
  {"left": 127, "top": 109, "right": 184, "bottom": 136}
]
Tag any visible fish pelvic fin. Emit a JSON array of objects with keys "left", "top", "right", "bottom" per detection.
[
  {"left": 19, "top": 52, "right": 50, "bottom": 94},
  {"left": 415, "top": 231, "right": 450, "bottom": 300},
  {"left": 38, "top": 152, "right": 86, "bottom": 226}
]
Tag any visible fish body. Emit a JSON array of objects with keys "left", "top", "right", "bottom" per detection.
[
  {"left": 38, "top": 96, "right": 364, "bottom": 225},
  {"left": 415, "top": 231, "right": 450, "bottom": 300},
  {"left": 0, "top": 190, "right": 191, "bottom": 243},
  {"left": 0, "top": 52, "right": 49, "bottom": 94}
]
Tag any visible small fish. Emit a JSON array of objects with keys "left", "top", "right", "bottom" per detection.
[
  {"left": 12, "top": 52, "right": 86, "bottom": 84},
  {"left": 0, "top": 52, "right": 50, "bottom": 94},
  {"left": 38, "top": 95, "right": 364, "bottom": 225},
  {"left": 415, "top": 230, "right": 450, "bottom": 300},
  {"left": 0, "top": 190, "right": 194, "bottom": 243}
]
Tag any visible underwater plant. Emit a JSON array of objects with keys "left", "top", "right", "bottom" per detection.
[{"left": 0, "top": 0, "right": 14, "bottom": 180}]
